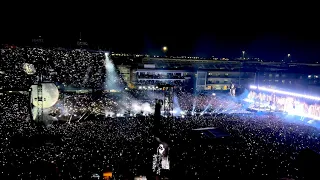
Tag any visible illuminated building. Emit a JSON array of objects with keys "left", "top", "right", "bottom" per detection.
[{"left": 126, "top": 56, "right": 320, "bottom": 95}]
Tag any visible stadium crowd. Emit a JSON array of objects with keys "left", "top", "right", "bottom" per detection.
[
  {"left": 1, "top": 47, "right": 320, "bottom": 179},
  {"left": 1, "top": 91, "right": 320, "bottom": 179},
  {"left": 1, "top": 47, "right": 106, "bottom": 89}
]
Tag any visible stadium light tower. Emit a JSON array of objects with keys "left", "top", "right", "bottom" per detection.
[
  {"left": 242, "top": 51, "right": 245, "bottom": 59},
  {"left": 284, "top": 53, "right": 291, "bottom": 63},
  {"left": 162, "top": 46, "right": 168, "bottom": 53}
]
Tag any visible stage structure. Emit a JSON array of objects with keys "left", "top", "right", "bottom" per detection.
[
  {"left": 21, "top": 62, "right": 44, "bottom": 122},
  {"left": 27, "top": 58, "right": 59, "bottom": 123},
  {"left": 158, "top": 84, "right": 174, "bottom": 117},
  {"left": 37, "top": 78, "right": 44, "bottom": 122}
]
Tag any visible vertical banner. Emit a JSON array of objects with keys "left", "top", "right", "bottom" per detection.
[{"left": 152, "top": 141, "right": 170, "bottom": 176}]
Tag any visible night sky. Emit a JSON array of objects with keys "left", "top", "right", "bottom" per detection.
[{"left": 1, "top": 6, "right": 320, "bottom": 62}]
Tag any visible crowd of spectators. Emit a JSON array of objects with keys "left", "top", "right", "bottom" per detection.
[
  {"left": 1, "top": 92, "right": 320, "bottom": 179},
  {"left": 1, "top": 47, "right": 106, "bottom": 89},
  {"left": 1, "top": 46, "right": 320, "bottom": 179}
]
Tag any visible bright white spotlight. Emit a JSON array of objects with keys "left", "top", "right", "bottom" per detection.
[
  {"left": 249, "top": 85, "right": 257, "bottom": 89},
  {"left": 142, "top": 103, "right": 152, "bottom": 113},
  {"left": 162, "top": 46, "right": 168, "bottom": 52},
  {"left": 132, "top": 103, "right": 141, "bottom": 112},
  {"left": 249, "top": 85, "right": 320, "bottom": 101},
  {"left": 105, "top": 52, "right": 109, "bottom": 57}
]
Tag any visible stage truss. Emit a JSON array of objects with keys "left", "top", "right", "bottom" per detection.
[
  {"left": 159, "top": 84, "right": 174, "bottom": 117},
  {"left": 36, "top": 83, "right": 44, "bottom": 122}
]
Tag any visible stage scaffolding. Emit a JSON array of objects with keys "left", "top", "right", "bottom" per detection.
[
  {"left": 158, "top": 84, "right": 174, "bottom": 117},
  {"left": 36, "top": 82, "right": 44, "bottom": 122}
]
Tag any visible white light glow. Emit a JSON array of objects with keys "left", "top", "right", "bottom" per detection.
[
  {"left": 132, "top": 103, "right": 141, "bottom": 112},
  {"left": 249, "top": 85, "right": 320, "bottom": 101},
  {"left": 249, "top": 85, "right": 257, "bottom": 89}
]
